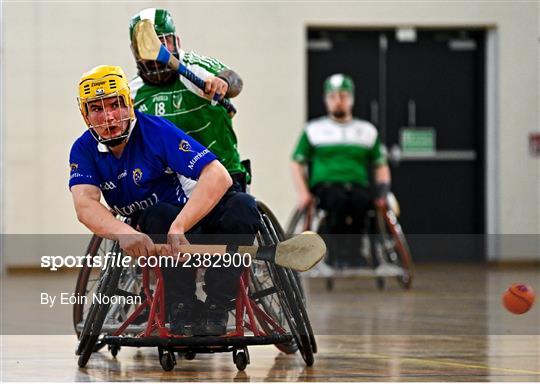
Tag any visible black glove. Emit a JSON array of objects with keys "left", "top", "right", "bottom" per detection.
[{"left": 374, "top": 182, "right": 391, "bottom": 199}]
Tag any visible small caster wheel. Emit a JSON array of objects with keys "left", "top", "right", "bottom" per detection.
[
  {"left": 185, "top": 351, "right": 196, "bottom": 360},
  {"left": 376, "top": 277, "right": 385, "bottom": 291},
  {"left": 160, "top": 352, "right": 175, "bottom": 371},
  {"left": 325, "top": 278, "right": 334, "bottom": 291},
  {"left": 109, "top": 345, "right": 120, "bottom": 358},
  {"left": 233, "top": 351, "right": 248, "bottom": 371}
]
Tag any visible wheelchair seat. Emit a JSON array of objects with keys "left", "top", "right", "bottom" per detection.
[{"left": 287, "top": 192, "right": 414, "bottom": 290}]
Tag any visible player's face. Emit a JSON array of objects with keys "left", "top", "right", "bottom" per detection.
[
  {"left": 159, "top": 34, "right": 177, "bottom": 53},
  {"left": 325, "top": 91, "right": 354, "bottom": 119},
  {"left": 87, "top": 96, "right": 130, "bottom": 139}
]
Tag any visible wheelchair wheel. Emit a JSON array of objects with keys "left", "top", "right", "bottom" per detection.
[
  {"left": 251, "top": 202, "right": 298, "bottom": 354},
  {"left": 249, "top": 261, "right": 298, "bottom": 354},
  {"left": 73, "top": 235, "right": 107, "bottom": 336},
  {"left": 258, "top": 202, "right": 306, "bottom": 301},
  {"left": 74, "top": 231, "right": 143, "bottom": 342},
  {"left": 257, "top": 204, "right": 316, "bottom": 363},
  {"left": 73, "top": 235, "right": 108, "bottom": 354},
  {"left": 270, "top": 263, "right": 315, "bottom": 366},
  {"left": 286, "top": 206, "right": 322, "bottom": 235},
  {"left": 375, "top": 207, "right": 414, "bottom": 289},
  {"left": 286, "top": 207, "right": 307, "bottom": 234},
  {"left": 77, "top": 244, "right": 125, "bottom": 367}
]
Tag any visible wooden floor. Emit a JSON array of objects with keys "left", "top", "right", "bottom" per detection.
[{"left": 2, "top": 264, "right": 539, "bottom": 381}]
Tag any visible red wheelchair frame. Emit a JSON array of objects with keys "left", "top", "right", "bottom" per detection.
[
  {"left": 114, "top": 265, "right": 289, "bottom": 339},
  {"left": 75, "top": 202, "right": 315, "bottom": 371},
  {"left": 77, "top": 262, "right": 294, "bottom": 371}
]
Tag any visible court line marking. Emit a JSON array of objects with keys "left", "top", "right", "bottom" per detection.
[{"left": 364, "top": 352, "right": 540, "bottom": 375}]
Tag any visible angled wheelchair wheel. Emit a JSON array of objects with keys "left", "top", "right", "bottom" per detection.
[
  {"left": 73, "top": 235, "right": 109, "bottom": 336},
  {"left": 77, "top": 243, "right": 125, "bottom": 367},
  {"left": 286, "top": 207, "right": 307, "bottom": 234},
  {"left": 73, "top": 235, "right": 109, "bottom": 354},
  {"left": 286, "top": 206, "right": 322, "bottom": 235},
  {"left": 259, "top": 202, "right": 306, "bottom": 300},
  {"left": 251, "top": 201, "right": 298, "bottom": 354},
  {"left": 74, "top": 222, "right": 143, "bottom": 344},
  {"left": 249, "top": 261, "right": 298, "bottom": 355},
  {"left": 375, "top": 207, "right": 414, "bottom": 289},
  {"left": 257, "top": 203, "right": 316, "bottom": 363},
  {"left": 270, "top": 264, "right": 315, "bottom": 366}
]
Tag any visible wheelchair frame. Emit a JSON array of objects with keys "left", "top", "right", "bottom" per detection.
[
  {"left": 73, "top": 201, "right": 316, "bottom": 371},
  {"left": 287, "top": 197, "right": 414, "bottom": 291}
]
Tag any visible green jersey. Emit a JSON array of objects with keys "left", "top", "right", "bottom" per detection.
[
  {"left": 292, "top": 117, "right": 386, "bottom": 188},
  {"left": 130, "top": 50, "right": 247, "bottom": 180}
]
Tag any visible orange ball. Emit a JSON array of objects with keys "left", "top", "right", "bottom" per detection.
[{"left": 502, "top": 284, "right": 535, "bottom": 314}]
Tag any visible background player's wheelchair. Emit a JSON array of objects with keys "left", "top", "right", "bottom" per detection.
[
  {"left": 287, "top": 192, "right": 414, "bottom": 291},
  {"left": 73, "top": 201, "right": 317, "bottom": 371}
]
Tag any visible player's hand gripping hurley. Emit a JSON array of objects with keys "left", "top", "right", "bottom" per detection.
[{"left": 132, "top": 19, "right": 237, "bottom": 117}]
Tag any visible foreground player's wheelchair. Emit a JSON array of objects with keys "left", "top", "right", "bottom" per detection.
[
  {"left": 73, "top": 201, "right": 317, "bottom": 371},
  {"left": 287, "top": 192, "right": 414, "bottom": 291}
]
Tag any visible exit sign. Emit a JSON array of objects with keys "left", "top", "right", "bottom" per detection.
[{"left": 400, "top": 127, "right": 436, "bottom": 154}]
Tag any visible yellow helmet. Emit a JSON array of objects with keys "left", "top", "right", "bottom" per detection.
[
  {"left": 77, "top": 65, "right": 135, "bottom": 146},
  {"left": 78, "top": 65, "right": 134, "bottom": 125}
]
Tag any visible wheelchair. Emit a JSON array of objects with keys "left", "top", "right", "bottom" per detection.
[
  {"left": 287, "top": 192, "right": 414, "bottom": 291},
  {"left": 73, "top": 201, "right": 317, "bottom": 371}
]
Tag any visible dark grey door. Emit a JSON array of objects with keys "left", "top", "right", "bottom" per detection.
[{"left": 307, "top": 28, "right": 486, "bottom": 261}]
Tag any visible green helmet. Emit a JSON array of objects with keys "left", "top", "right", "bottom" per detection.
[
  {"left": 129, "top": 8, "right": 179, "bottom": 86},
  {"left": 129, "top": 8, "right": 176, "bottom": 41},
  {"left": 323, "top": 73, "right": 355, "bottom": 94}
]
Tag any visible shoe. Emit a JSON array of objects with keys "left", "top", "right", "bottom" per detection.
[
  {"left": 190, "top": 299, "right": 206, "bottom": 335},
  {"left": 132, "top": 307, "right": 150, "bottom": 325},
  {"left": 170, "top": 302, "right": 194, "bottom": 336},
  {"left": 197, "top": 301, "right": 228, "bottom": 336}
]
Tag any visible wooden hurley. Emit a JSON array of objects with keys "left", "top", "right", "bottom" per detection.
[{"left": 154, "top": 231, "right": 326, "bottom": 272}]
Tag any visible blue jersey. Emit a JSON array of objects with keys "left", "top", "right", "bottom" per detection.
[{"left": 69, "top": 110, "right": 217, "bottom": 218}]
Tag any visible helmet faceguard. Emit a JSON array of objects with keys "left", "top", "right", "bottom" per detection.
[
  {"left": 78, "top": 65, "right": 135, "bottom": 147},
  {"left": 130, "top": 8, "right": 180, "bottom": 86}
]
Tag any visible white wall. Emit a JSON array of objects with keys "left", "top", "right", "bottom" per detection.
[{"left": 3, "top": 2, "right": 539, "bottom": 261}]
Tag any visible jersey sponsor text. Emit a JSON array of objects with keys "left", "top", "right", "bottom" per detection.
[{"left": 113, "top": 193, "right": 159, "bottom": 217}]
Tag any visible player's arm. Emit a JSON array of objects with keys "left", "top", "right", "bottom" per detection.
[
  {"left": 370, "top": 135, "right": 391, "bottom": 202},
  {"left": 71, "top": 184, "right": 155, "bottom": 257},
  {"left": 184, "top": 52, "right": 242, "bottom": 100},
  {"left": 291, "top": 130, "right": 314, "bottom": 209},
  {"left": 154, "top": 118, "right": 232, "bottom": 251},
  {"left": 169, "top": 160, "right": 232, "bottom": 234},
  {"left": 291, "top": 161, "right": 313, "bottom": 209},
  {"left": 168, "top": 160, "right": 232, "bottom": 252},
  {"left": 374, "top": 164, "right": 391, "bottom": 184}
]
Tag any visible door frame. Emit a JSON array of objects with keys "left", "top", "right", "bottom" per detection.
[
  {"left": 307, "top": 24, "right": 500, "bottom": 253},
  {"left": 485, "top": 28, "right": 500, "bottom": 260},
  {"left": 0, "top": 3, "right": 5, "bottom": 275}
]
